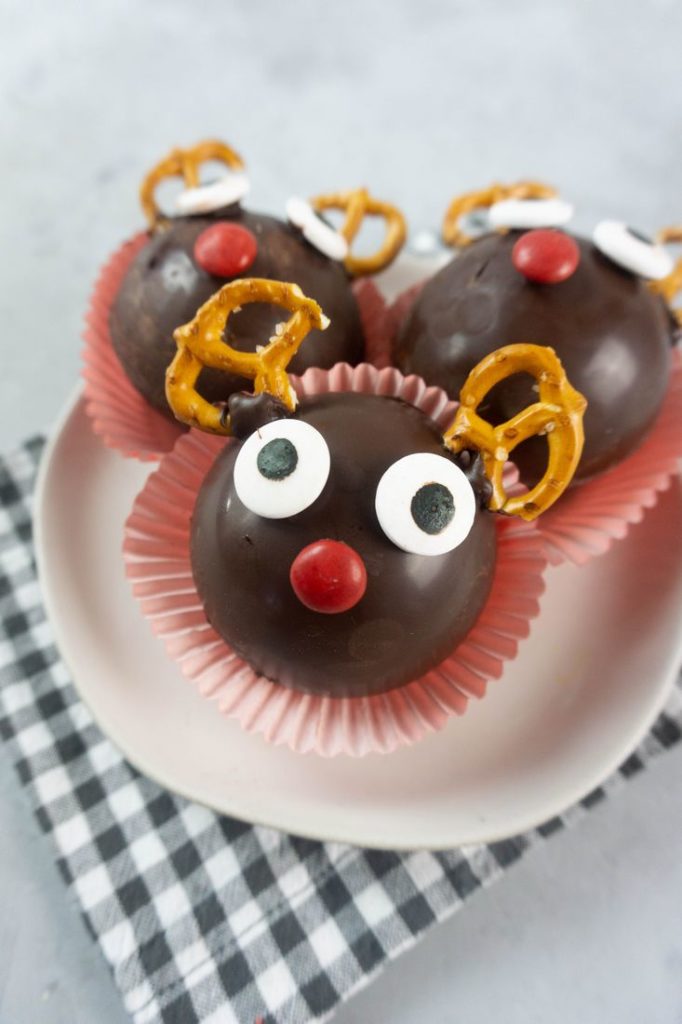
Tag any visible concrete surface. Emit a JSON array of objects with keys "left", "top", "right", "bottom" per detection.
[{"left": 1, "top": 0, "right": 682, "bottom": 1021}]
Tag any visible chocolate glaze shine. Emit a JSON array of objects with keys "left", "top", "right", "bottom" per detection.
[
  {"left": 395, "top": 231, "right": 674, "bottom": 480},
  {"left": 226, "top": 392, "right": 292, "bottom": 439},
  {"left": 191, "top": 393, "right": 497, "bottom": 698},
  {"left": 109, "top": 207, "right": 363, "bottom": 418}
]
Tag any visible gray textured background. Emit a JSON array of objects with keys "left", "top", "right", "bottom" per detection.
[{"left": 2, "top": 0, "right": 682, "bottom": 1021}]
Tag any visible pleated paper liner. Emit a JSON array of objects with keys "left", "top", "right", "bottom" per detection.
[
  {"left": 81, "top": 231, "right": 392, "bottom": 462},
  {"left": 81, "top": 232, "right": 182, "bottom": 462},
  {"left": 123, "top": 363, "right": 547, "bottom": 757},
  {"left": 388, "top": 282, "right": 682, "bottom": 567}
]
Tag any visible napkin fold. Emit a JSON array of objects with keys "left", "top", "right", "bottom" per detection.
[{"left": 0, "top": 438, "right": 680, "bottom": 1024}]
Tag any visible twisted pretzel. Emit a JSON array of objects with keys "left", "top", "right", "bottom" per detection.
[
  {"left": 651, "top": 226, "right": 682, "bottom": 326},
  {"left": 140, "top": 139, "right": 245, "bottom": 228},
  {"left": 310, "top": 188, "right": 406, "bottom": 276},
  {"left": 442, "top": 180, "right": 557, "bottom": 248},
  {"left": 166, "top": 279, "right": 328, "bottom": 434},
  {"left": 444, "top": 345, "right": 587, "bottom": 521}
]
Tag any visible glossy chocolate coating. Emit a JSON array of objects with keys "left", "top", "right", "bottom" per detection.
[
  {"left": 109, "top": 206, "right": 364, "bottom": 418},
  {"left": 191, "top": 393, "right": 496, "bottom": 698},
  {"left": 395, "top": 231, "right": 675, "bottom": 480},
  {"left": 226, "top": 392, "right": 292, "bottom": 439}
]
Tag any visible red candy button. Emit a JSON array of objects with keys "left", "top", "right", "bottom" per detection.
[
  {"left": 290, "top": 539, "right": 367, "bottom": 614},
  {"left": 512, "top": 229, "right": 580, "bottom": 284},
  {"left": 193, "top": 222, "right": 257, "bottom": 278}
]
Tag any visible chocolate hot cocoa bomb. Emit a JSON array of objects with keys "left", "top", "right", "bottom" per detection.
[
  {"left": 395, "top": 228, "right": 676, "bottom": 481},
  {"left": 190, "top": 392, "right": 496, "bottom": 699},
  {"left": 110, "top": 206, "right": 363, "bottom": 419}
]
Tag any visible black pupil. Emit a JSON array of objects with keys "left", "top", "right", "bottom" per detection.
[
  {"left": 411, "top": 483, "right": 455, "bottom": 535},
  {"left": 627, "top": 226, "right": 653, "bottom": 246},
  {"left": 257, "top": 438, "right": 298, "bottom": 481}
]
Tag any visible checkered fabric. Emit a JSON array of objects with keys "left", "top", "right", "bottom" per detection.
[{"left": 1, "top": 438, "right": 681, "bottom": 1024}]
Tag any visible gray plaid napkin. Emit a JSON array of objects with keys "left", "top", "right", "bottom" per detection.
[{"left": 1, "top": 438, "right": 681, "bottom": 1024}]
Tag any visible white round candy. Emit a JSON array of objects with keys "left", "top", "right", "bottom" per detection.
[
  {"left": 592, "top": 220, "right": 673, "bottom": 280},
  {"left": 375, "top": 452, "right": 476, "bottom": 557},
  {"left": 488, "top": 198, "right": 574, "bottom": 230},
  {"left": 286, "top": 196, "right": 312, "bottom": 227},
  {"left": 175, "top": 172, "right": 250, "bottom": 215},
  {"left": 234, "top": 419, "right": 330, "bottom": 520},
  {"left": 285, "top": 196, "right": 348, "bottom": 261}
]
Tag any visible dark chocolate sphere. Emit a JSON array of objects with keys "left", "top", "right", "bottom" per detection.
[
  {"left": 109, "top": 207, "right": 364, "bottom": 418},
  {"left": 395, "top": 231, "right": 675, "bottom": 480},
  {"left": 191, "top": 392, "right": 496, "bottom": 698}
]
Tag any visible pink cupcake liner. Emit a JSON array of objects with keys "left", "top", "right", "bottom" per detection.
[
  {"left": 352, "top": 278, "right": 393, "bottom": 368},
  {"left": 82, "top": 231, "right": 184, "bottom": 462},
  {"left": 123, "top": 362, "right": 547, "bottom": 757},
  {"left": 81, "top": 233, "right": 392, "bottom": 462},
  {"left": 388, "top": 283, "right": 682, "bottom": 567}
]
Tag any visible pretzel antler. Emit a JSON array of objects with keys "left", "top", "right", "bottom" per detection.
[
  {"left": 310, "top": 188, "right": 406, "bottom": 275},
  {"left": 140, "top": 139, "right": 245, "bottom": 228},
  {"left": 651, "top": 226, "right": 682, "bottom": 326},
  {"left": 166, "top": 279, "right": 328, "bottom": 434},
  {"left": 444, "top": 344, "right": 587, "bottom": 520},
  {"left": 442, "top": 180, "right": 557, "bottom": 248}
]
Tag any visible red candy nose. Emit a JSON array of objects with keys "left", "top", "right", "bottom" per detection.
[
  {"left": 512, "top": 228, "right": 580, "bottom": 284},
  {"left": 290, "top": 540, "right": 367, "bottom": 614},
  {"left": 193, "top": 222, "right": 258, "bottom": 278}
]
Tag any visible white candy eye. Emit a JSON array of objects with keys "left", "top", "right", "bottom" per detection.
[
  {"left": 488, "top": 198, "right": 574, "bottom": 230},
  {"left": 375, "top": 453, "right": 476, "bottom": 557},
  {"left": 233, "top": 419, "right": 330, "bottom": 519},
  {"left": 592, "top": 220, "right": 673, "bottom": 280},
  {"left": 286, "top": 196, "right": 349, "bottom": 261},
  {"left": 175, "top": 172, "right": 250, "bottom": 215}
]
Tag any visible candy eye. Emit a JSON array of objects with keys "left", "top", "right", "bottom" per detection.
[
  {"left": 175, "top": 172, "right": 250, "bottom": 215},
  {"left": 375, "top": 453, "right": 476, "bottom": 556},
  {"left": 234, "top": 419, "right": 330, "bottom": 519},
  {"left": 592, "top": 221, "right": 673, "bottom": 280},
  {"left": 286, "top": 197, "right": 349, "bottom": 261},
  {"left": 488, "top": 198, "right": 574, "bottom": 230}
]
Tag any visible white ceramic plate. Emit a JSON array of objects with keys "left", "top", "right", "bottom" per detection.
[{"left": 35, "top": 391, "right": 682, "bottom": 850}]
